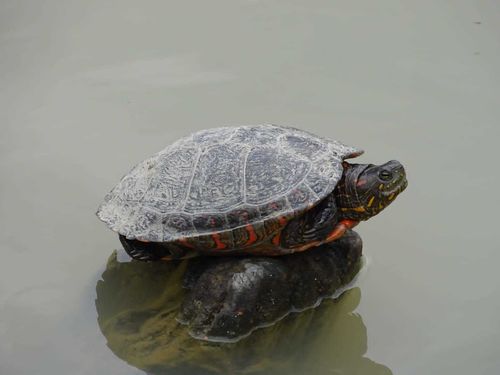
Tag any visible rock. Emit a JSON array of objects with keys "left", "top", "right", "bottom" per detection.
[
  {"left": 94, "top": 230, "right": 377, "bottom": 375},
  {"left": 179, "top": 230, "right": 362, "bottom": 340}
]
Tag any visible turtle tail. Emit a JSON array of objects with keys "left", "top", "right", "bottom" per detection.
[{"left": 119, "top": 235, "right": 195, "bottom": 261}]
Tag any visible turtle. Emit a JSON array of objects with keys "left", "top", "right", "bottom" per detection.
[{"left": 97, "top": 124, "right": 407, "bottom": 260}]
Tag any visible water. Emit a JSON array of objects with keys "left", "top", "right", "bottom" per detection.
[{"left": 1, "top": 1, "right": 499, "bottom": 374}]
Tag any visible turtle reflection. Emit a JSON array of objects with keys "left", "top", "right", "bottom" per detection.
[{"left": 95, "top": 231, "right": 392, "bottom": 375}]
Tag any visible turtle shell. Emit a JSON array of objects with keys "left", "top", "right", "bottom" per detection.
[{"left": 97, "top": 125, "right": 363, "bottom": 242}]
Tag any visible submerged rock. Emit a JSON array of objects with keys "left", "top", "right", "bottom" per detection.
[{"left": 95, "top": 230, "right": 390, "bottom": 375}]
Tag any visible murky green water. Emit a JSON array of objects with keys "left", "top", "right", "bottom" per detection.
[{"left": 1, "top": 1, "right": 499, "bottom": 374}]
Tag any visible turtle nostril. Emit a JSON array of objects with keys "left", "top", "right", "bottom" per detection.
[{"left": 395, "top": 166, "right": 406, "bottom": 176}]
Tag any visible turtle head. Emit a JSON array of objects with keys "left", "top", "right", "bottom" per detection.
[{"left": 336, "top": 160, "right": 407, "bottom": 221}]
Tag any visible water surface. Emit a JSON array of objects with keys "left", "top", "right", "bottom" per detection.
[{"left": 1, "top": 1, "right": 500, "bottom": 374}]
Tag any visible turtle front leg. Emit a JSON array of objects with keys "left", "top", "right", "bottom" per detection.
[
  {"left": 290, "top": 219, "right": 359, "bottom": 253},
  {"left": 281, "top": 193, "right": 360, "bottom": 253},
  {"left": 324, "top": 219, "right": 359, "bottom": 242}
]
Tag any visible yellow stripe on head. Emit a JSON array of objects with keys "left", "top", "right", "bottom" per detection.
[{"left": 367, "top": 196, "right": 375, "bottom": 207}]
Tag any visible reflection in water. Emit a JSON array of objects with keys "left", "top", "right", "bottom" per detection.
[{"left": 95, "top": 250, "right": 392, "bottom": 375}]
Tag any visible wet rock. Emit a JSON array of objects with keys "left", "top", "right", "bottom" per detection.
[
  {"left": 180, "top": 257, "right": 290, "bottom": 340},
  {"left": 179, "top": 230, "right": 362, "bottom": 340}
]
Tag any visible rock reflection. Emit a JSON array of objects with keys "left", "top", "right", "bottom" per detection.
[{"left": 95, "top": 231, "right": 392, "bottom": 375}]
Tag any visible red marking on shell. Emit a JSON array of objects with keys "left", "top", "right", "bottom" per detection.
[
  {"left": 211, "top": 233, "right": 227, "bottom": 250},
  {"left": 245, "top": 224, "right": 258, "bottom": 246},
  {"left": 272, "top": 232, "right": 281, "bottom": 246},
  {"left": 356, "top": 179, "right": 367, "bottom": 186}
]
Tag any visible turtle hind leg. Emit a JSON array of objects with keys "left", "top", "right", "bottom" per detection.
[
  {"left": 119, "top": 235, "right": 192, "bottom": 261},
  {"left": 119, "top": 235, "right": 162, "bottom": 261}
]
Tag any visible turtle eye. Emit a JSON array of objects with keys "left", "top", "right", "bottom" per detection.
[{"left": 378, "top": 170, "right": 393, "bottom": 181}]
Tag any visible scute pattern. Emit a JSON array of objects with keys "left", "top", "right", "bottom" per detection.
[
  {"left": 281, "top": 134, "right": 328, "bottom": 159},
  {"left": 144, "top": 147, "right": 198, "bottom": 213},
  {"left": 184, "top": 144, "right": 245, "bottom": 212},
  {"left": 245, "top": 147, "right": 310, "bottom": 204},
  {"left": 97, "top": 124, "right": 363, "bottom": 241},
  {"left": 286, "top": 183, "right": 317, "bottom": 210},
  {"left": 163, "top": 213, "right": 194, "bottom": 236}
]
